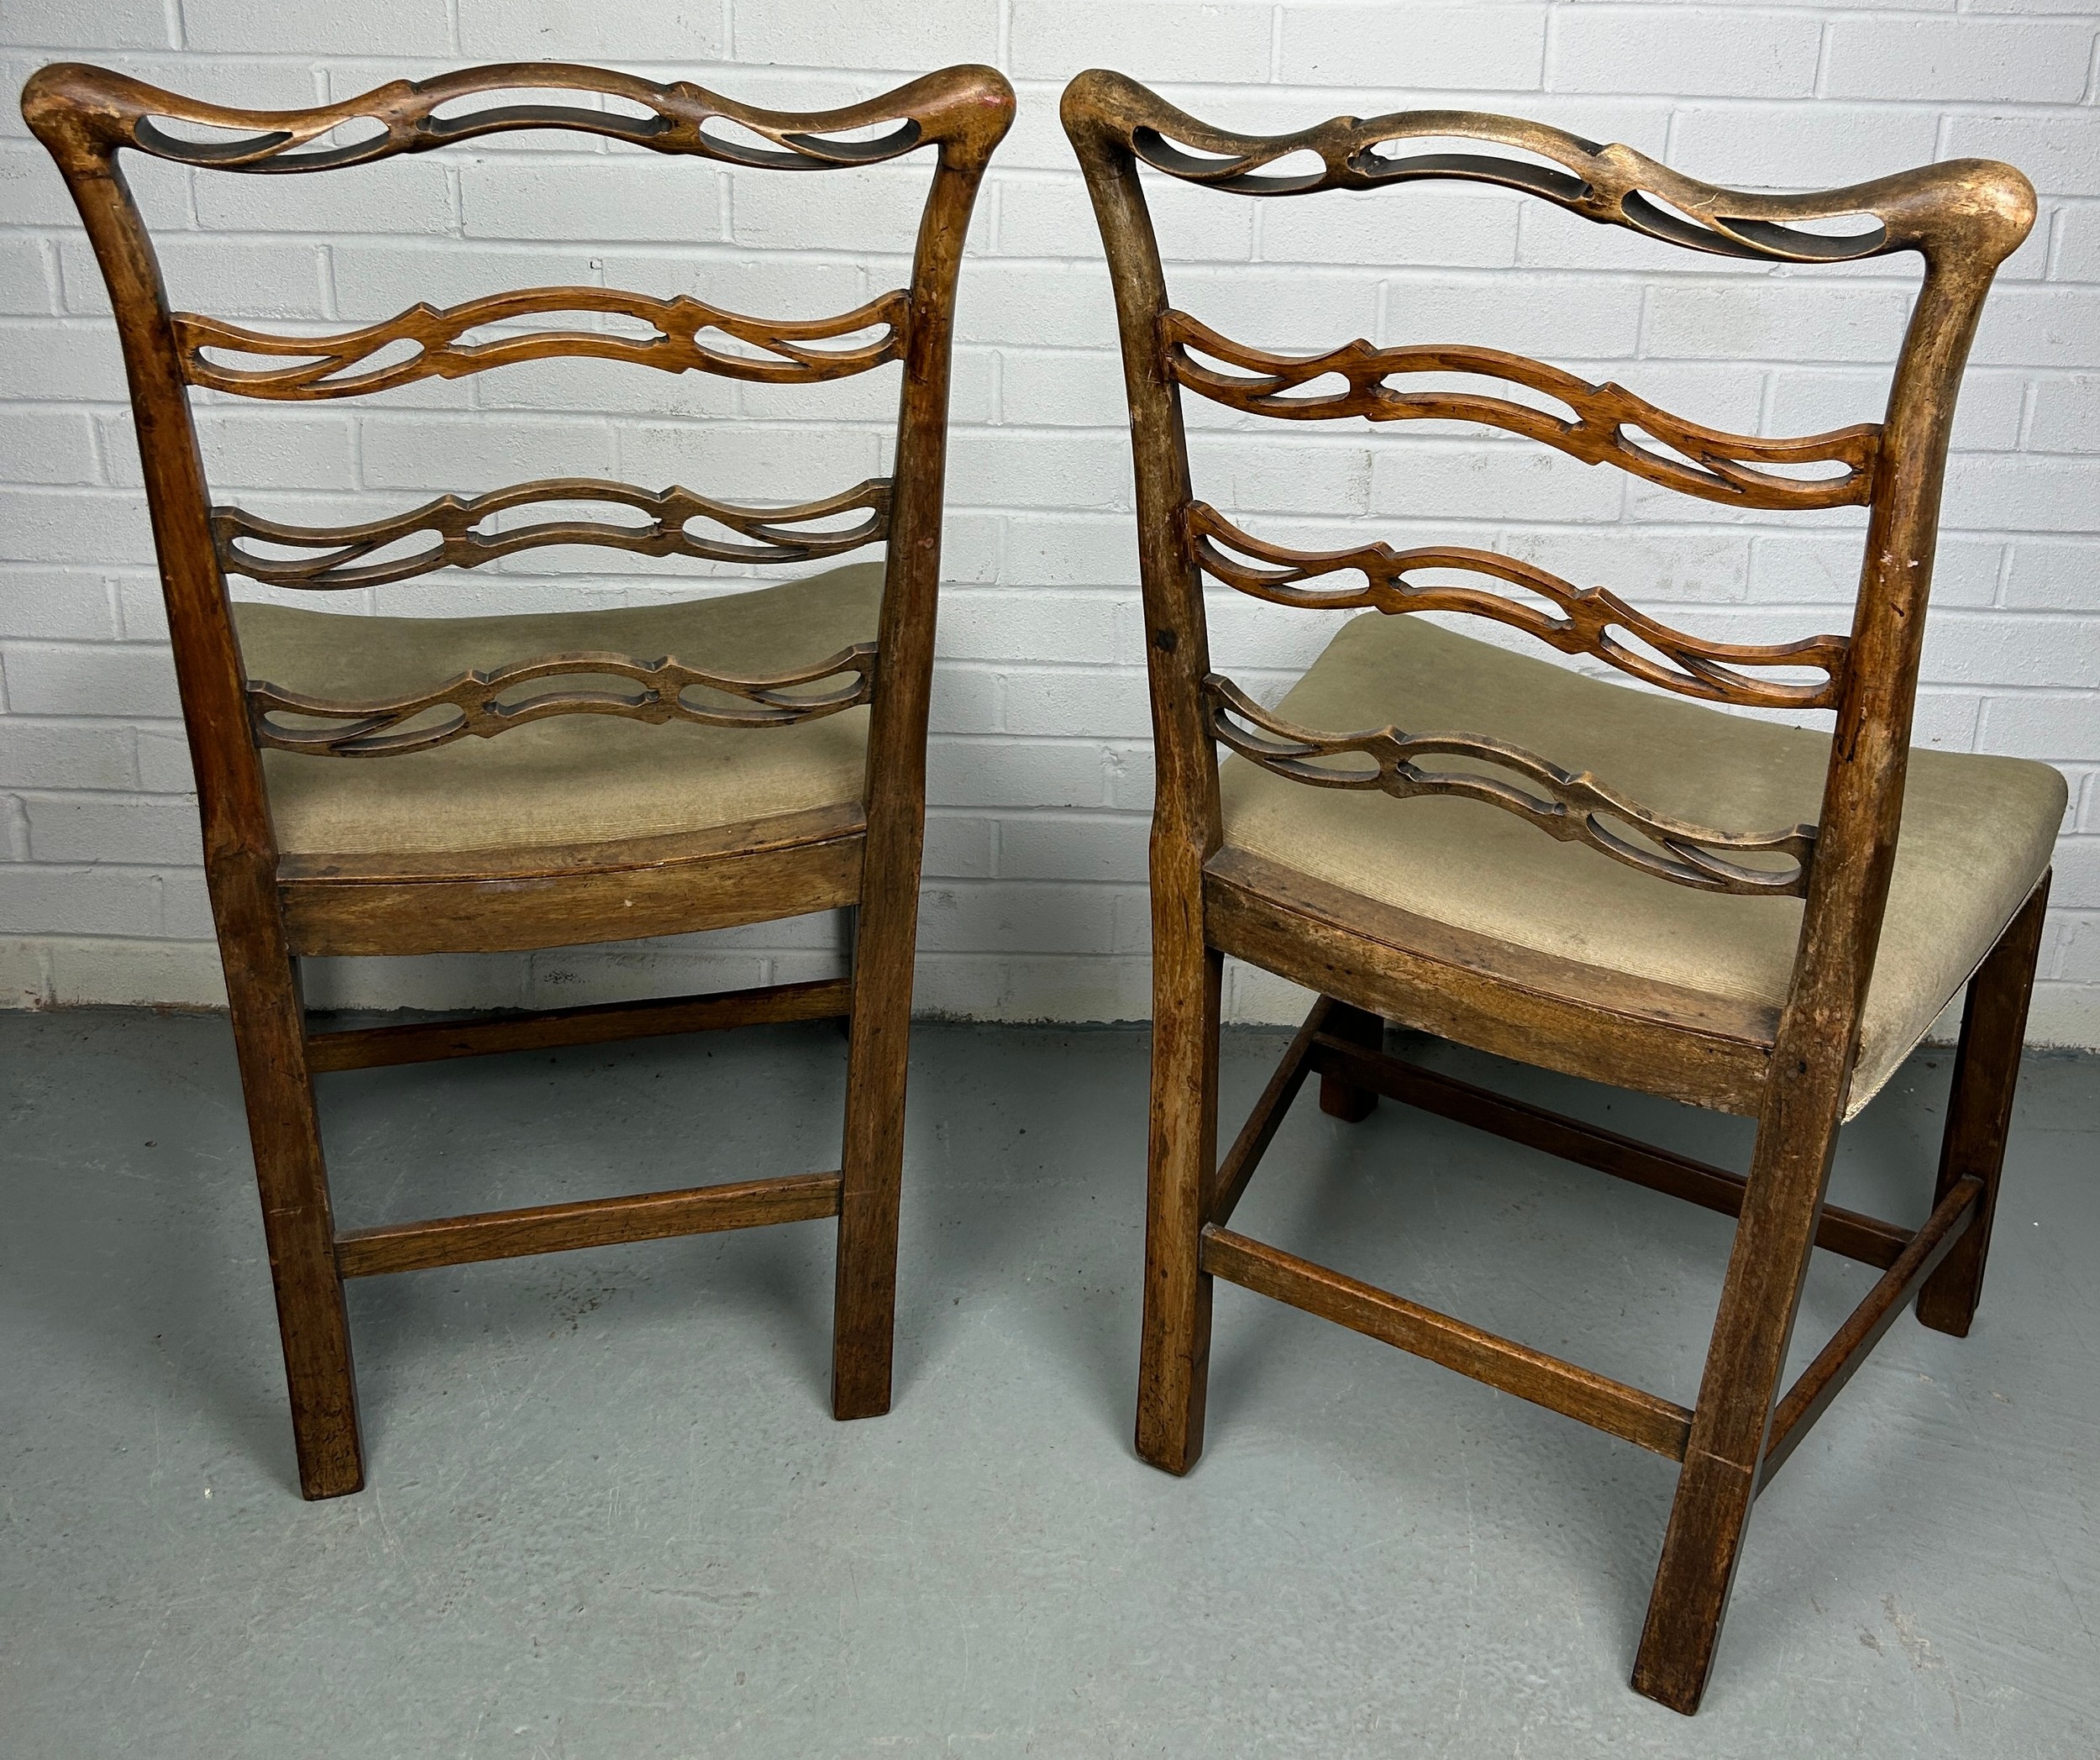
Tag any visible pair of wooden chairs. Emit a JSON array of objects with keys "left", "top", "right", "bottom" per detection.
[{"left": 27, "top": 60, "right": 2058, "bottom": 1715}]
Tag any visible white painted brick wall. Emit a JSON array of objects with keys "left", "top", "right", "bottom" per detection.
[{"left": 3, "top": 1, "right": 2097, "bottom": 1048}]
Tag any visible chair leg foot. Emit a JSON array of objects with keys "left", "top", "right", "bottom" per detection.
[
  {"left": 831, "top": 893, "right": 913, "bottom": 1422},
  {"left": 1136, "top": 944, "right": 1221, "bottom": 1475},
  {"left": 225, "top": 946, "right": 365, "bottom": 1498},
  {"left": 1631, "top": 1448, "right": 1756, "bottom": 1714},
  {"left": 1917, "top": 876, "right": 2047, "bottom": 1338},
  {"left": 1317, "top": 1000, "right": 1382, "bottom": 1122}
]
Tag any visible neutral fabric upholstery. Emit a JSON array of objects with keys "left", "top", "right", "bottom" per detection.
[
  {"left": 233, "top": 561, "right": 884, "bottom": 859},
  {"left": 1218, "top": 613, "right": 2065, "bottom": 1117}
]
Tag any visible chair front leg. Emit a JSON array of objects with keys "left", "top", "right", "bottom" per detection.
[
  {"left": 1136, "top": 935, "right": 1222, "bottom": 1477},
  {"left": 1917, "top": 875, "right": 2049, "bottom": 1337},
  {"left": 1631, "top": 1069, "right": 1847, "bottom": 1713},
  {"left": 832, "top": 880, "right": 917, "bottom": 1421},
  {"left": 1317, "top": 999, "right": 1383, "bottom": 1122},
  {"left": 219, "top": 904, "right": 364, "bottom": 1499}
]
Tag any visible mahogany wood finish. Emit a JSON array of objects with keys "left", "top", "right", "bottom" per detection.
[
  {"left": 25, "top": 58, "right": 1011, "bottom": 1498},
  {"left": 334, "top": 1171, "right": 846, "bottom": 1279},
  {"left": 249, "top": 640, "right": 878, "bottom": 758},
  {"left": 305, "top": 976, "right": 851, "bottom": 1072},
  {"left": 1205, "top": 674, "right": 1817, "bottom": 896},
  {"left": 215, "top": 478, "right": 891, "bottom": 591},
  {"left": 1063, "top": 68, "right": 2041, "bottom": 1714},
  {"left": 1185, "top": 503, "right": 1850, "bottom": 712}
]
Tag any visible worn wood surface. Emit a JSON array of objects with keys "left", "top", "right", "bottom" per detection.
[
  {"left": 1208, "top": 997, "right": 1332, "bottom": 1227},
  {"left": 1916, "top": 875, "right": 2050, "bottom": 1336},
  {"left": 1315, "top": 998, "right": 1382, "bottom": 1123},
  {"left": 1205, "top": 848, "right": 1778, "bottom": 1115},
  {"left": 1164, "top": 311, "right": 1877, "bottom": 510},
  {"left": 1206, "top": 674, "right": 1816, "bottom": 896},
  {"left": 1759, "top": 1175, "right": 1982, "bottom": 1484},
  {"left": 1187, "top": 504, "right": 1847, "bottom": 712},
  {"left": 1065, "top": 66, "right": 2040, "bottom": 1716},
  {"left": 1202, "top": 1225, "right": 1695, "bottom": 1459},
  {"left": 1305, "top": 1032, "right": 1910, "bottom": 1269},
  {"left": 218, "top": 478, "right": 890, "bottom": 591},
  {"left": 306, "top": 977, "right": 851, "bottom": 1073},
  {"left": 281, "top": 812, "right": 867, "bottom": 957},
  {"left": 27, "top": 55, "right": 1011, "bottom": 1494},
  {"left": 335, "top": 1171, "right": 844, "bottom": 1279}
]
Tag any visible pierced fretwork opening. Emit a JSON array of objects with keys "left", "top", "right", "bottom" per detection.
[
  {"left": 1204, "top": 675, "right": 1815, "bottom": 897},
  {"left": 249, "top": 643, "right": 879, "bottom": 759},
  {"left": 213, "top": 477, "right": 891, "bottom": 591},
  {"left": 176, "top": 287, "right": 910, "bottom": 399},
  {"left": 1164, "top": 312, "right": 1877, "bottom": 510},
  {"left": 1187, "top": 504, "right": 1848, "bottom": 713}
]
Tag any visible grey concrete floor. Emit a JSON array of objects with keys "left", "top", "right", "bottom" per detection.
[{"left": 2, "top": 1009, "right": 2095, "bottom": 1757}]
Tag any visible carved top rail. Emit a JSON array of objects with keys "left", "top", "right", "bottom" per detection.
[
  {"left": 1165, "top": 313, "right": 1876, "bottom": 512},
  {"left": 1189, "top": 505, "right": 1848, "bottom": 712},
  {"left": 23, "top": 60, "right": 1013, "bottom": 176},
  {"left": 179, "top": 289, "right": 909, "bottom": 400},
  {"left": 249, "top": 643, "right": 877, "bottom": 759},
  {"left": 1065, "top": 68, "right": 2034, "bottom": 267},
  {"left": 1205, "top": 675, "right": 1815, "bottom": 897},
  {"left": 215, "top": 477, "right": 890, "bottom": 591}
]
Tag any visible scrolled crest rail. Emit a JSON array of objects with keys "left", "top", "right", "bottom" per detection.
[
  {"left": 1165, "top": 313, "right": 1877, "bottom": 511},
  {"left": 215, "top": 478, "right": 890, "bottom": 591},
  {"left": 249, "top": 643, "right": 879, "bottom": 759},
  {"left": 1204, "top": 675, "right": 1816, "bottom": 897},
  {"left": 23, "top": 60, "right": 1014, "bottom": 175},
  {"left": 1188, "top": 505, "right": 1849, "bottom": 712},
  {"left": 1067, "top": 66, "right": 2032, "bottom": 265}
]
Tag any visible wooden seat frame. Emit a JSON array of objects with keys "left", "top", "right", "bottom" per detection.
[
  {"left": 25, "top": 60, "right": 1013, "bottom": 1500},
  {"left": 1063, "top": 69, "right": 2045, "bottom": 1713}
]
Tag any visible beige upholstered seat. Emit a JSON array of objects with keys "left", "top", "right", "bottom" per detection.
[
  {"left": 1220, "top": 613, "right": 2064, "bottom": 1116},
  {"left": 231, "top": 561, "right": 883, "bottom": 860}
]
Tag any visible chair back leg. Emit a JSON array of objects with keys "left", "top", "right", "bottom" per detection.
[
  {"left": 1632, "top": 1067, "right": 1850, "bottom": 1711},
  {"left": 1317, "top": 1000, "right": 1383, "bottom": 1122},
  {"left": 1917, "top": 875, "right": 2049, "bottom": 1337},
  {"left": 219, "top": 877, "right": 365, "bottom": 1499},
  {"left": 1136, "top": 939, "right": 1223, "bottom": 1476},
  {"left": 831, "top": 878, "right": 919, "bottom": 1420}
]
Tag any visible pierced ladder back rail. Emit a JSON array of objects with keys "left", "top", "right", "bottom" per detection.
[
  {"left": 24, "top": 56, "right": 1012, "bottom": 1500},
  {"left": 179, "top": 287, "right": 909, "bottom": 400},
  {"left": 1063, "top": 66, "right": 2039, "bottom": 1718},
  {"left": 213, "top": 479, "right": 893, "bottom": 591},
  {"left": 1163, "top": 312, "right": 1879, "bottom": 512}
]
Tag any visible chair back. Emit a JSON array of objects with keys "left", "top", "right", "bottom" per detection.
[
  {"left": 24, "top": 60, "right": 1013, "bottom": 871},
  {"left": 1062, "top": 68, "right": 2031, "bottom": 1086}
]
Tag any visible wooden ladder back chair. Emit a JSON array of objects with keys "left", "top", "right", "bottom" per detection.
[
  {"left": 1063, "top": 69, "right": 2056, "bottom": 1712},
  {"left": 24, "top": 60, "right": 1013, "bottom": 1500}
]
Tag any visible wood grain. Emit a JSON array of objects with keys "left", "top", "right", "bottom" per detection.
[
  {"left": 1063, "top": 66, "right": 2040, "bottom": 1716},
  {"left": 306, "top": 976, "right": 851, "bottom": 1072},
  {"left": 179, "top": 287, "right": 908, "bottom": 399},
  {"left": 27, "top": 55, "right": 1012, "bottom": 1494},
  {"left": 1167, "top": 312, "right": 1877, "bottom": 510},
  {"left": 1201, "top": 1224, "right": 1694, "bottom": 1460},
  {"left": 1758, "top": 1175, "right": 1981, "bottom": 1484},
  {"left": 216, "top": 477, "right": 889, "bottom": 591},
  {"left": 1915, "top": 875, "right": 2049, "bottom": 1337},
  {"left": 335, "top": 1171, "right": 844, "bottom": 1278},
  {"left": 1305, "top": 1031, "right": 1910, "bottom": 1269},
  {"left": 1188, "top": 503, "right": 1847, "bottom": 712},
  {"left": 1206, "top": 673, "right": 1816, "bottom": 896},
  {"left": 1205, "top": 848, "right": 1778, "bottom": 1116}
]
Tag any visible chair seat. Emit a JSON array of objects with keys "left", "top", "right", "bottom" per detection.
[
  {"left": 1217, "top": 613, "right": 2064, "bottom": 1117},
  {"left": 232, "top": 561, "right": 884, "bottom": 867}
]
